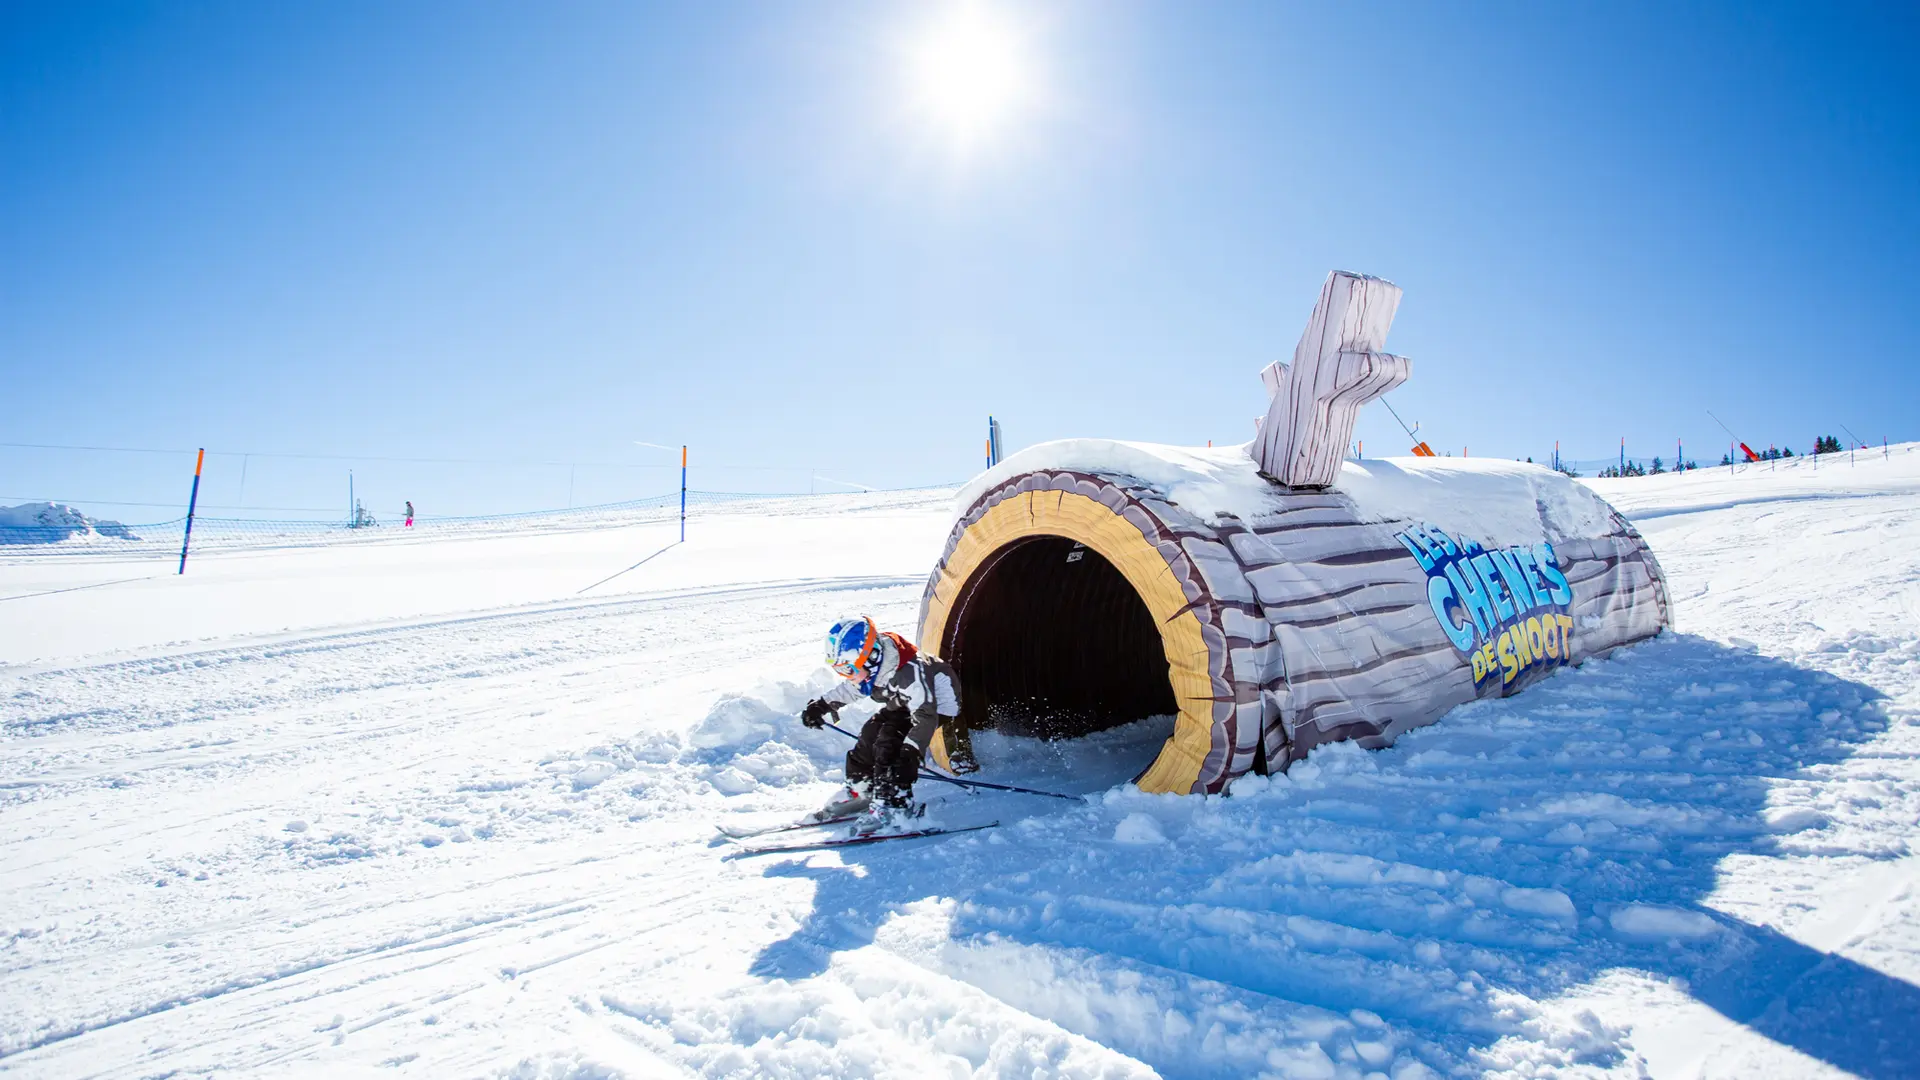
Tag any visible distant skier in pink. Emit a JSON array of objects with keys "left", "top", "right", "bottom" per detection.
[{"left": 404, "top": 500, "right": 414, "bottom": 528}]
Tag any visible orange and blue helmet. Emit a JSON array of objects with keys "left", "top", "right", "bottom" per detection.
[{"left": 826, "top": 615, "right": 880, "bottom": 684}]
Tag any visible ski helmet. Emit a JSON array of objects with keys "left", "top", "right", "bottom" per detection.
[{"left": 826, "top": 616, "right": 879, "bottom": 682}]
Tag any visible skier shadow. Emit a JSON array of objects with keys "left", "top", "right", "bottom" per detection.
[
  {"left": 746, "top": 634, "right": 1919, "bottom": 1078},
  {"left": 748, "top": 859, "right": 899, "bottom": 980}
]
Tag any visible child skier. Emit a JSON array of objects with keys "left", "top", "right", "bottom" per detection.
[{"left": 802, "top": 615, "right": 960, "bottom": 835}]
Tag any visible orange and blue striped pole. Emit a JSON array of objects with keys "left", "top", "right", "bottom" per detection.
[
  {"left": 679, "top": 445, "right": 687, "bottom": 542},
  {"left": 178, "top": 448, "right": 205, "bottom": 575}
]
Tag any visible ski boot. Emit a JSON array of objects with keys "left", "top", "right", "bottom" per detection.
[
  {"left": 804, "top": 784, "right": 869, "bottom": 826},
  {"left": 945, "top": 725, "right": 981, "bottom": 775},
  {"left": 851, "top": 802, "right": 898, "bottom": 837},
  {"left": 851, "top": 797, "right": 925, "bottom": 837}
]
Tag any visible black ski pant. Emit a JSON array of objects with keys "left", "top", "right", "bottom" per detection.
[{"left": 846, "top": 706, "right": 921, "bottom": 807}]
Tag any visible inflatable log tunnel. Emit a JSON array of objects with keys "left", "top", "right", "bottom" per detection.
[{"left": 915, "top": 272, "right": 1671, "bottom": 794}]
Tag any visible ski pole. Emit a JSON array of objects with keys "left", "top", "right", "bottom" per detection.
[
  {"left": 812, "top": 712, "right": 1083, "bottom": 802},
  {"left": 918, "top": 771, "right": 1084, "bottom": 801},
  {"left": 815, "top": 715, "right": 979, "bottom": 792},
  {"left": 818, "top": 705, "right": 966, "bottom": 783}
]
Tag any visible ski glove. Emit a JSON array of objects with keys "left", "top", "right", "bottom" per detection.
[{"left": 801, "top": 698, "right": 833, "bottom": 729}]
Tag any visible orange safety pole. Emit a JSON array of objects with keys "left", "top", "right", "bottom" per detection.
[
  {"left": 178, "top": 448, "right": 205, "bottom": 575},
  {"left": 679, "top": 446, "right": 688, "bottom": 542}
]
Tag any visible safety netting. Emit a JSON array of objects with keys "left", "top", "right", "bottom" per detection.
[{"left": 0, "top": 487, "right": 956, "bottom": 559}]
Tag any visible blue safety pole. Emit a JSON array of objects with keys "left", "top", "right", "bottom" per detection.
[
  {"left": 177, "top": 448, "right": 205, "bottom": 575},
  {"left": 679, "top": 445, "right": 687, "bottom": 543}
]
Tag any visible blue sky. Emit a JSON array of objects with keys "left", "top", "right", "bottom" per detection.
[{"left": 3, "top": 1, "right": 1916, "bottom": 517}]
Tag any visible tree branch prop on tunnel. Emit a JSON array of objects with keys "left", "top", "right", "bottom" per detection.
[
  {"left": 1252, "top": 271, "right": 1411, "bottom": 486},
  {"left": 815, "top": 708, "right": 1083, "bottom": 802}
]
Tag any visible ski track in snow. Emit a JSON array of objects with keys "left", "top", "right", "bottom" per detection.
[{"left": 3, "top": 451, "right": 1920, "bottom": 1078}]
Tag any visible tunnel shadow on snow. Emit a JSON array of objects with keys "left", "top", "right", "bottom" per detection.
[{"left": 743, "top": 634, "right": 1919, "bottom": 1078}]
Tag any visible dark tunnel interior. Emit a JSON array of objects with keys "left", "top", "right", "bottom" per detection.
[{"left": 944, "top": 535, "right": 1178, "bottom": 740}]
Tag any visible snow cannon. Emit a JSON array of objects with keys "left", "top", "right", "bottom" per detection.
[{"left": 916, "top": 272, "right": 1671, "bottom": 795}]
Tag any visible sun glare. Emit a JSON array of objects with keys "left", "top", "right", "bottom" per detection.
[{"left": 906, "top": 3, "right": 1031, "bottom": 154}]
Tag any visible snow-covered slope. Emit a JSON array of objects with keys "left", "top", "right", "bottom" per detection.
[
  {"left": 0, "top": 488, "right": 955, "bottom": 664},
  {"left": 2, "top": 449, "right": 1918, "bottom": 1078}
]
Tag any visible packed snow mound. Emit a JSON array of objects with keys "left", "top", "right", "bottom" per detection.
[
  {"left": 4, "top": 448, "right": 1920, "bottom": 1076},
  {"left": 677, "top": 682, "right": 1177, "bottom": 803},
  {"left": 679, "top": 673, "right": 853, "bottom": 796},
  {"left": 958, "top": 438, "right": 1615, "bottom": 548},
  {"left": 0, "top": 502, "right": 139, "bottom": 544}
]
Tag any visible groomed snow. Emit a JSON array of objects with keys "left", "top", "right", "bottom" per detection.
[{"left": 2, "top": 446, "right": 1918, "bottom": 1078}]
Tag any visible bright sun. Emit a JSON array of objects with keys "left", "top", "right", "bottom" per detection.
[{"left": 905, "top": 3, "right": 1031, "bottom": 153}]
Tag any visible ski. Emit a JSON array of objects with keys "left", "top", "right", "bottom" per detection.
[
  {"left": 727, "top": 821, "right": 998, "bottom": 857},
  {"left": 716, "top": 811, "right": 864, "bottom": 840}
]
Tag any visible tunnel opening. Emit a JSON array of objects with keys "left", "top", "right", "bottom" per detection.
[{"left": 944, "top": 535, "right": 1179, "bottom": 741}]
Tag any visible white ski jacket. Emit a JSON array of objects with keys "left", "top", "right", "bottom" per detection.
[{"left": 820, "top": 652, "right": 960, "bottom": 751}]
